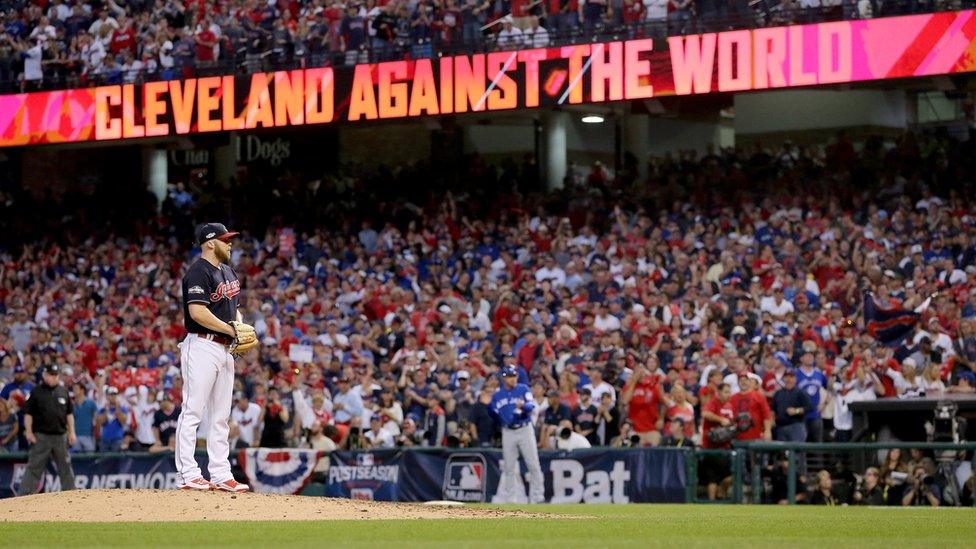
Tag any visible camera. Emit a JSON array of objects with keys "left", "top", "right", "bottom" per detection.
[
  {"left": 559, "top": 427, "right": 572, "bottom": 440},
  {"left": 707, "top": 426, "right": 737, "bottom": 445},
  {"left": 736, "top": 412, "right": 754, "bottom": 432},
  {"left": 928, "top": 400, "right": 967, "bottom": 462}
]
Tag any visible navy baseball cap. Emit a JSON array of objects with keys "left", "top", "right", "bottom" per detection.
[
  {"left": 196, "top": 223, "right": 239, "bottom": 246},
  {"left": 500, "top": 365, "right": 518, "bottom": 378},
  {"left": 43, "top": 364, "right": 60, "bottom": 375}
]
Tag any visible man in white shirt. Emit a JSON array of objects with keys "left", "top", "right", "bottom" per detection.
[
  {"left": 363, "top": 415, "right": 395, "bottom": 448},
  {"left": 760, "top": 286, "right": 794, "bottom": 319},
  {"left": 333, "top": 377, "right": 365, "bottom": 426},
  {"left": 593, "top": 303, "right": 621, "bottom": 332},
  {"left": 121, "top": 51, "right": 144, "bottom": 84},
  {"left": 495, "top": 16, "right": 523, "bottom": 49},
  {"left": 80, "top": 33, "right": 107, "bottom": 75},
  {"left": 29, "top": 17, "right": 57, "bottom": 43},
  {"left": 88, "top": 11, "right": 119, "bottom": 37},
  {"left": 159, "top": 37, "right": 175, "bottom": 71},
  {"left": 534, "top": 255, "right": 566, "bottom": 288},
  {"left": 722, "top": 357, "right": 752, "bottom": 394},
  {"left": 133, "top": 386, "right": 160, "bottom": 448},
  {"left": 521, "top": 16, "right": 549, "bottom": 48},
  {"left": 48, "top": 0, "right": 73, "bottom": 22},
  {"left": 230, "top": 393, "right": 263, "bottom": 448},
  {"left": 317, "top": 321, "right": 350, "bottom": 348},
  {"left": 20, "top": 41, "right": 44, "bottom": 88},
  {"left": 913, "top": 318, "right": 956, "bottom": 358},
  {"left": 583, "top": 366, "right": 616, "bottom": 405},
  {"left": 564, "top": 261, "right": 585, "bottom": 292}
]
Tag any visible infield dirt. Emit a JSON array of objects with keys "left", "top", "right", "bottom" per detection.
[{"left": 0, "top": 489, "right": 547, "bottom": 522}]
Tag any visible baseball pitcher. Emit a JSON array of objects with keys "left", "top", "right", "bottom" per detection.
[
  {"left": 175, "top": 223, "right": 258, "bottom": 492},
  {"left": 491, "top": 366, "right": 545, "bottom": 503}
]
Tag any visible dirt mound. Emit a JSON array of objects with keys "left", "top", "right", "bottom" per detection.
[{"left": 0, "top": 490, "right": 545, "bottom": 522}]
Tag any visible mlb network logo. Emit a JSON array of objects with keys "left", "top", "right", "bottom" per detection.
[
  {"left": 442, "top": 454, "right": 487, "bottom": 503},
  {"left": 356, "top": 454, "right": 375, "bottom": 466}
]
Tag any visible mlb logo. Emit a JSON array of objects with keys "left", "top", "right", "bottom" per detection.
[
  {"left": 449, "top": 463, "right": 484, "bottom": 489},
  {"left": 356, "top": 453, "right": 375, "bottom": 467},
  {"left": 442, "top": 454, "right": 488, "bottom": 502}
]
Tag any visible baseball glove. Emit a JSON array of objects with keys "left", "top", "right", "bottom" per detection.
[{"left": 229, "top": 321, "right": 258, "bottom": 355}]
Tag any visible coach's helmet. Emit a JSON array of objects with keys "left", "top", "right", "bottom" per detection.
[{"left": 500, "top": 365, "right": 518, "bottom": 378}]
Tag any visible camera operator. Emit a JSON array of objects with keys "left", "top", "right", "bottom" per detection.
[
  {"left": 700, "top": 382, "right": 735, "bottom": 500},
  {"left": 730, "top": 373, "right": 773, "bottom": 442},
  {"left": 541, "top": 390, "right": 571, "bottom": 449},
  {"left": 901, "top": 465, "right": 941, "bottom": 507},
  {"left": 554, "top": 419, "right": 591, "bottom": 450},
  {"left": 853, "top": 467, "right": 886, "bottom": 505},
  {"left": 611, "top": 419, "right": 642, "bottom": 448}
]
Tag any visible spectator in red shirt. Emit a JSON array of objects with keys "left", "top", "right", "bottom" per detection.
[
  {"left": 700, "top": 382, "right": 735, "bottom": 500},
  {"left": 730, "top": 373, "right": 772, "bottom": 442},
  {"left": 621, "top": 362, "right": 664, "bottom": 446},
  {"left": 702, "top": 382, "right": 735, "bottom": 449},
  {"left": 195, "top": 20, "right": 218, "bottom": 64},
  {"left": 109, "top": 15, "right": 136, "bottom": 55}
]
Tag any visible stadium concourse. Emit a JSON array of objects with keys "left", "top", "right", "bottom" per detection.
[
  {"left": 2, "top": 131, "right": 976, "bottom": 505},
  {"left": 0, "top": 0, "right": 965, "bottom": 92}
]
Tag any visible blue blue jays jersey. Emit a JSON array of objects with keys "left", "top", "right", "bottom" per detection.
[
  {"left": 796, "top": 367, "right": 827, "bottom": 420},
  {"left": 490, "top": 383, "right": 535, "bottom": 429}
]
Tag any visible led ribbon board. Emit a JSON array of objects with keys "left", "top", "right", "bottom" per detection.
[{"left": 2, "top": 9, "right": 975, "bottom": 147}]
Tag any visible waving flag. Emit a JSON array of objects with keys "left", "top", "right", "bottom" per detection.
[
  {"left": 863, "top": 291, "right": 923, "bottom": 348},
  {"left": 238, "top": 448, "right": 324, "bottom": 494}
]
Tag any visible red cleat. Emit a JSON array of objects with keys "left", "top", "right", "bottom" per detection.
[
  {"left": 179, "top": 477, "right": 214, "bottom": 491},
  {"left": 213, "top": 479, "right": 250, "bottom": 493}
]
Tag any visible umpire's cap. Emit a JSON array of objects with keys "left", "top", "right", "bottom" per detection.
[
  {"left": 196, "top": 223, "right": 240, "bottom": 246},
  {"left": 500, "top": 365, "right": 518, "bottom": 378}
]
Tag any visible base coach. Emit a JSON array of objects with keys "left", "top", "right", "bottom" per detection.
[{"left": 18, "top": 364, "right": 76, "bottom": 495}]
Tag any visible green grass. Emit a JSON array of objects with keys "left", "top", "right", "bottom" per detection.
[{"left": 4, "top": 504, "right": 975, "bottom": 548}]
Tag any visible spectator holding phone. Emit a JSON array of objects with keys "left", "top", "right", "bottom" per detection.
[
  {"left": 96, "top": 386, "right": 129, "bottom": 452},
  {"left": 260, "top": 387, "right": 290, "bottom": 448}
]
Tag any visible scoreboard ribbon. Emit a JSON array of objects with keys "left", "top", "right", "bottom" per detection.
[{"left": 3, "top": 9, "right": 976, "bottom": 147}]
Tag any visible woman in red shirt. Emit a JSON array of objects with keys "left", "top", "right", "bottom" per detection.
[{"left": 621, "top": 362, "right": 664, "bottom": 446}]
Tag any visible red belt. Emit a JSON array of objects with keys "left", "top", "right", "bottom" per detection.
[{"left": 191, "top": 332, "right": 234, "bottom": 346}]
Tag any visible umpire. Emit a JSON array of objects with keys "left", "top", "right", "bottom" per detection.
[{"left": 18, "top": 364, "right": 76, "bottom": 495}]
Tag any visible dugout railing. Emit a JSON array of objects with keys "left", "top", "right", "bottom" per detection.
[
  {"left": 719, "top": 441, "right": 976, "bottom": 507},
  {"left": 2, "top": 444, "right": 974, "bottom": 505}
]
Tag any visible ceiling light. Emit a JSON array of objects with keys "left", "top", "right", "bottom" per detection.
[{"left": 581, "top": 115, "right": 604, "bottom": 124}]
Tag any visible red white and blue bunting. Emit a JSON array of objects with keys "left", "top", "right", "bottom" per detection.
[{"left": 238, "top": 449, "right": 324, "bottom": 495}]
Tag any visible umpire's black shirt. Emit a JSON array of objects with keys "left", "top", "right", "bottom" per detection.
[
  {"left": 24, "top": 384, "right": 72, "bottom": 435},
  {"left": 182, "top": 257, "right": 241, "bottom": 335}
]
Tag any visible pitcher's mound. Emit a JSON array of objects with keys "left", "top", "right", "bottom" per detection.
[{"left": 0, "top": 490, "right": 543, "bottom": 522}]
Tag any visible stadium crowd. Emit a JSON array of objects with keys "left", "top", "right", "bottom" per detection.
[
  {"left": 1, "top": 129, "right": 976, "bottom": 504},
  {"left": 0, "top": 0, "right": 964, "bottom": 91}
]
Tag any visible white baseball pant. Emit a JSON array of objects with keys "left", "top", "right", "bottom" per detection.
[
  {"left": 175, "top": 334, "right": 235, "bottom": 484},
  {"left": 501, "top": 424, "right": 545, "bottom": 503}
]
